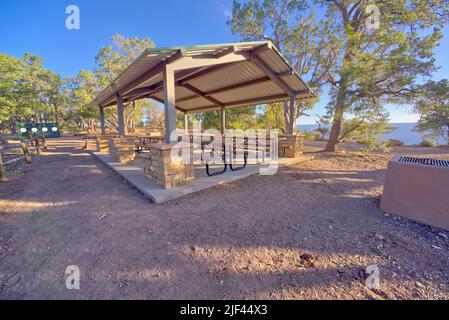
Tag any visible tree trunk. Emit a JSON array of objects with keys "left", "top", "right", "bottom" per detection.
[
  {"left": 10, "top": 118, "right": 17, "bottom": 135},
  {"left": 447, "top": 124, "right": 449, "bottom": 146},
  {"left": 283, "top": 101, "right": 296, "bottom": 134},
  {"left": 54, "top": 104, "right": 59, "bottom": 124},
  {"left": 125, "top": 101, "right": 137, "bottom": 134},
  {"left": 325, "top": 82, "right": 347, "bottom": 152}
]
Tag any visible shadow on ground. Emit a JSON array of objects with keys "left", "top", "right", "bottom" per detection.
[{"left": 0, "top": 137, "right": 448, "bottom": 299}]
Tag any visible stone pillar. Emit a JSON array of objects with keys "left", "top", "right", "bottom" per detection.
[
  {"left": 96, "top": 135, "right": 112, "bottom": 153},
  {"left": 143, "top": 143, "right": 194, "bottom": 189},
  {"left": 278, "top": 134, "right": 303, "bottom": 158},
  {"left": 109, "top": 137, "right": 136, "bottom": 163}
]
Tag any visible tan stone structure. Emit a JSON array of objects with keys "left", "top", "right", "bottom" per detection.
[
  {"left": 96, "top": 136, "right": 112, "bottom": 153},
  {"left": 381, "top": 157, "right": 449, "bottom": 231},
  {"left": 109, "top": 137, "right": 136, "bottom": 163},
  {"left": 143, "top": 144, "right": 194, "bottom": 189},
  {"left": 278, "top": 134, "right": 303, "bottom": 158},
  {"left": 91, "top": 42, "right": 315, "bottom": 144},
  {"left": 91, "top": 41, "right": 315, "bottom": 190}
]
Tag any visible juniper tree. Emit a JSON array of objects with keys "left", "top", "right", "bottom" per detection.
[
  {"left": 413, "top": 79, "right": 449, "bottom": 144},
  {"left": 230, "top": 0, "right": 449, "bottom": 150}
]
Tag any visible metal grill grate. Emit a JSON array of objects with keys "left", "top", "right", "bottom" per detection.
[{"left": 398, "top": 156, "right": 449, "bottom": 168}]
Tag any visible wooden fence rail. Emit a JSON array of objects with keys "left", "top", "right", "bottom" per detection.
[{"left": 0, "top": 134, "right": 42, "bottom": 182}]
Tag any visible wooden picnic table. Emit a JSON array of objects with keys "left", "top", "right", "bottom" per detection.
[{"left": 134, "top": 135, "right": 165, "bottom": 152}]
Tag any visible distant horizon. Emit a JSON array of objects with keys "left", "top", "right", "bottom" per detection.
[{"left": 298, "top": 121, "right": 420, "bottom": 126}]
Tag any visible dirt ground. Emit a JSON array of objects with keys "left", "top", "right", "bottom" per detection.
[{"left": 0, "top": 137, "right": 448, "bottom": 300}]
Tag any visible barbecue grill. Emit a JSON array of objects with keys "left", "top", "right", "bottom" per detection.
[{"left": 381, "top": 156, "right": 449, "bottom": 231}]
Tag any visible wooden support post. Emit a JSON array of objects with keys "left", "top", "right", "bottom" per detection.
[
  {"left": 0, "top": 152, "right": 5, "bottom": 182},
  {"left": 288, "top": 96, "right": 296, "bottom": 134},
  {"left": 220, "top": 107, "right": 226, "bottom": 135},
  {"left": 27, "top": 131, "right": 34, "bottom": 145},
  {"left": 34, "top": 137, "right": 41, "bottom": 155},
  {"left": 21, "top": 142, "right": 32, "bottom": 164},
  {"left": 163, "top": 63, "right": 177, "bottom": 143},
  {"left": 99, "top": 106, "right": 106, "bottom": 135},
  {"left": 184, "top": 113, "right": 189, "bottom": 133},
  {"left": 40, "top": 133, "right": 47, "bottom": 148},
  {"left": 116, "top": 94, "right": 126, "bottom": 138}
]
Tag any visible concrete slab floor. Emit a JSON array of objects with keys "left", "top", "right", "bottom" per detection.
[{"left": 91, "top": 151, "right": 314, "bottom": 203}]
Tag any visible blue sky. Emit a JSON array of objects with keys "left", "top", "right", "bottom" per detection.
[{"left": 0, "top": 0, "right": 448, "bottom": 124}]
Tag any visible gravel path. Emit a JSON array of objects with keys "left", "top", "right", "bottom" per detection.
[{"left": 0, "top": 138, "right": 448, "bottom": 299}]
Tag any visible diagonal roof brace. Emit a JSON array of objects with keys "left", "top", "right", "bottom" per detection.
[
  {"left": 181, "top": 83, "right": 224, "bottom": 107},
  {"left": 250, "top": 54, "right": 296, "bottom": 97}
]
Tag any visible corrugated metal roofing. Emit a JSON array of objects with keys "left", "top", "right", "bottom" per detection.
[{"left": 92, "top": 41, "right": 315, "bottom": 113}]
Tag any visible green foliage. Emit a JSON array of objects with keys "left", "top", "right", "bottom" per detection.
[
  {"left": 0, "top": 52, "right": 64, "bottom": 133},
  {"left": 413, "top": 79, "right": 449, "bottom": 143},
  {"left": 302, "top": 130, "right": 320, "bottom": 141},
  {"left": 230, "top": 0, "right": 449, "bottom": 150},
  {"left": 257, "top": 103, "right": 285, "bottom": 132},
  {"left": 229, "top": 0, "right": 332, "bottom": 131},
  {"left": 64, "top": 70, "right": 99, "bottom": 132},
  {"left": 0, "top": 34, "right": 158, "bottom": 134},
  {"left": 94, "top": 35, "right": 157, "bottom": 133},
  {"left": 95, "top": 34, "right": 155, "bottom": 86},
  {"left": 317, "top": 0, "right": 448, "bottom": 150},
  {"left": 198, "top": 106, "right": 259, "bottom": 131},
  {"left": 419, "top": 137, "right": 436, "bottom": 147},
  {"left": 315, "top": 114, "right": 331, "bottom": 139},
  {"left": 339, "top": 108, "right": 395, "bottom": 152}
]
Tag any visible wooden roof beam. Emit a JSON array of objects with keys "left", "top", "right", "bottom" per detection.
[
  {"left": 181, "top": 83, "right": 224, "bottom": 107},
  {"left": 177, "top": 62, "right": 242, "bottom": 85},
  {"left": 214, "top": 46, "right": 236, "bottom": 58},
  {"left": 176, "top": 76, "right": 272, "bottom": 104},
  {"left": 149, "top": 95, "right": 186, "bottom": 113},
  {"left": 205, "top": 76, "right": 271, "bottom": 96},
  {"left": 223, "top": 93, "right": 289, "bottom": 108},
  {"left": 99, "top": 49, "right": 185, "bottom": 107},
  {"left": 172, "top": 51, "right": 250, "bottom": 71},
  {"left": 250, "top": 55, "right": 295, "bottom": 97}
]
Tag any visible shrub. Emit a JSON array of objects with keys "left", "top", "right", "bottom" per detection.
[
  {"left": 302, "top": 130, "right": 318, "bottom": 141},
  {"left": 387, "top": 139, "right": 404, "bottom": 147},
  {"left": 419, "top": 139, "right": 436, "bottom": 147}
]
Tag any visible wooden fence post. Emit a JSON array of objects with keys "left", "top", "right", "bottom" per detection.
[
  {"left": 22, "top": 142, "right": 32, "bottom": 164},
  {"left": 27, "top": 131, "right": 33, "bottom": 142},
  {"left": 40, "top": 133, "right": 47, "bottom": 148},
  {"left": 0, "top": 152, "right": 5, "bottom": 182},
  {"left": 34, "top": 137, "right": 41, "bottom": 155}
]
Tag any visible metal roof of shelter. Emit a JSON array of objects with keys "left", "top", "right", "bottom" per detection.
[{"left": 92, "top": 41, "right": 315, "bottom": 113}]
